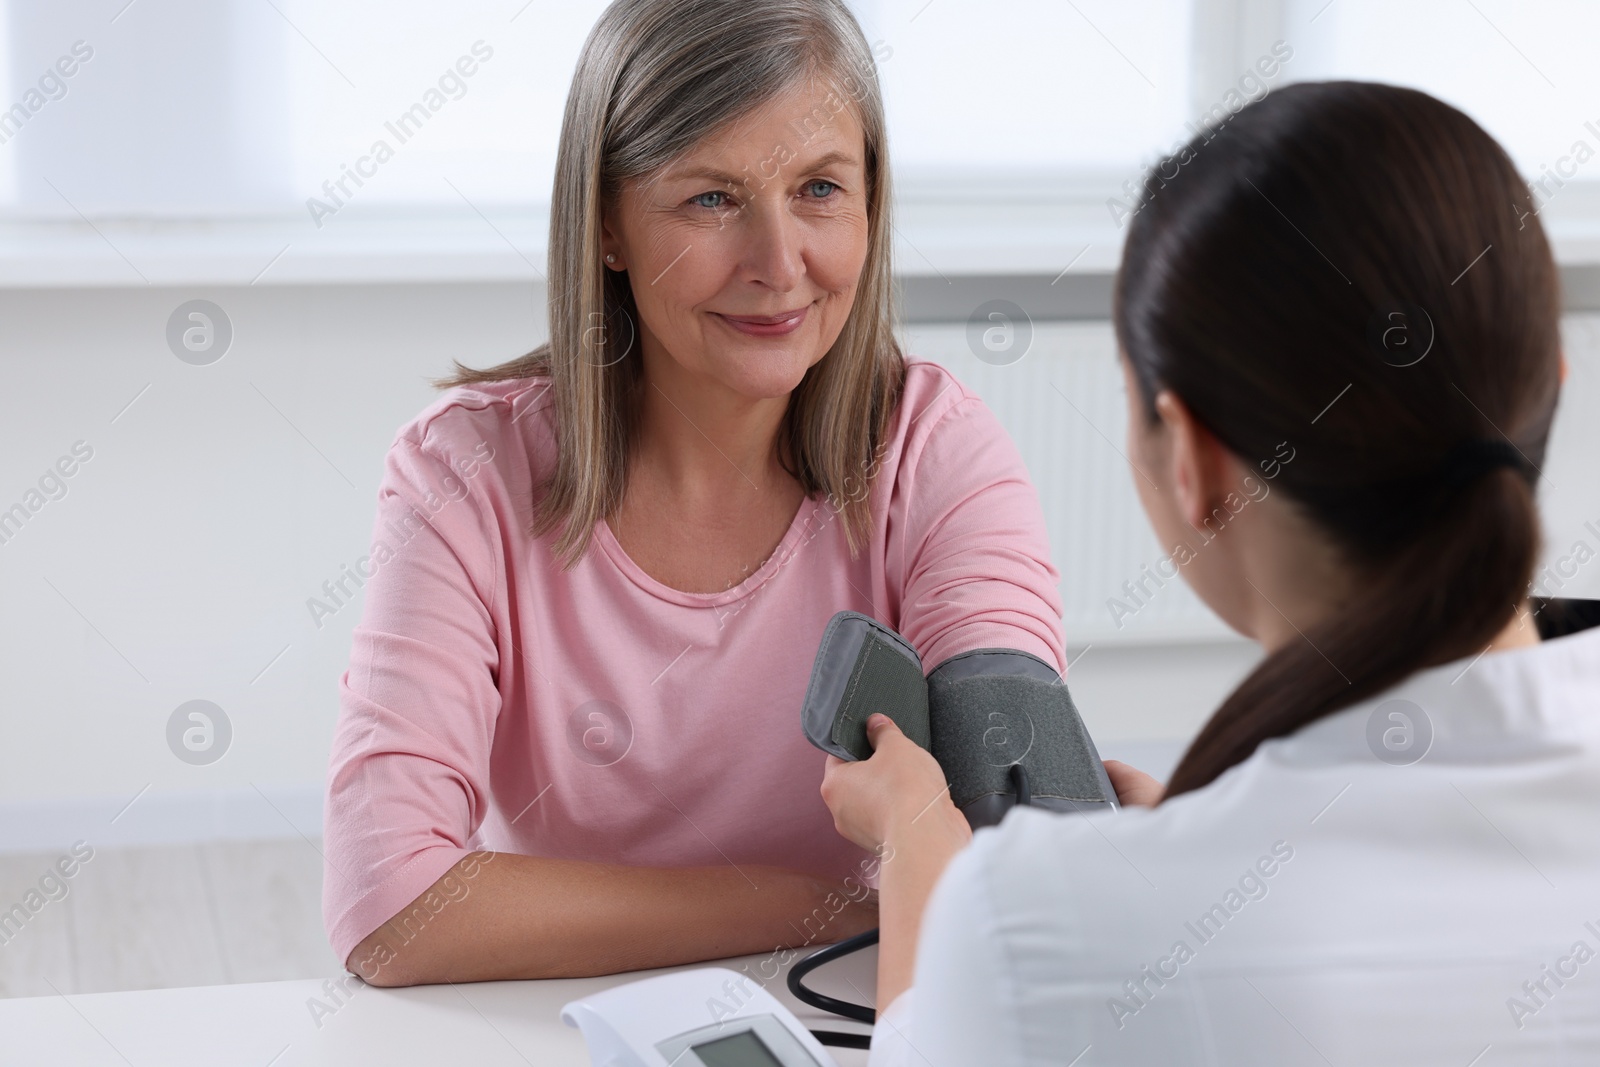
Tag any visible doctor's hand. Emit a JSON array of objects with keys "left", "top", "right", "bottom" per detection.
[
  {"left": 821, "top": 714, "right": 972, "bottom": 1016},
  {"left": 1103, "top": 759, "right": 1164, "bottom": 807},
  {"left": 819, "top": 714, "right": 971, "bottom": 854}
]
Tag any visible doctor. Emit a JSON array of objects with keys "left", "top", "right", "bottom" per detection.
[
  {"left": 321, "top": 0, "right": 1069, "bottom": 986},
  {"left": 823, "top": 81, "right": 1600, "bottom": 1063}
]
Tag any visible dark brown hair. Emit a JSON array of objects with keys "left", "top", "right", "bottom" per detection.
[{"left": 1113, "top": 81, "right": 1563, "bottom": 800}]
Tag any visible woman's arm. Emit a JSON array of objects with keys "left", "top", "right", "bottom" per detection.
[
  {"left": 347, "top": 852, "right": 879, "bottom": 985},
  {"left": 819, "top": 714, "right": 971, "bottom": 1011},
  {"left": 890, "top": 382, "right": 1069, "bottom": 677}
]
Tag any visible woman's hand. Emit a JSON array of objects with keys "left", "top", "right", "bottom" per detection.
[
  {"left": 1103, "top": 759, "right": 1165, "bottom": 807},
  {"left": 820, "top": 714, "right": 967, "bottom": 852},
  {"left": 797, "top": 874, "right": 880, "bottom": 945}
]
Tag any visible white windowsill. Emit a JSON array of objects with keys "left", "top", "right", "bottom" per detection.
[{"left": 4, "top": 186, "right": 1599, "bottom": 289}]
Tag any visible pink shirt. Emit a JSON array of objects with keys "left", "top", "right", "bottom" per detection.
[{"left": 322, "top": 358, "right": 1067, "bottom": 968}]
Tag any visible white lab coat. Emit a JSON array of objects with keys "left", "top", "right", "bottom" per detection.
[{"left": 870, "top": 626, "right": 1600, "bottom": 1065}]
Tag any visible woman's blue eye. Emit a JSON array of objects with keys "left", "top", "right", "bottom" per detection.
[
  {"left": 690, "top": 191, "right": 727, "bottom": 209},
  {"left": 805, "top": 180, "right": 837, "bottom": 198}
]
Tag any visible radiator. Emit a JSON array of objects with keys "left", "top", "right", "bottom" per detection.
[{"left": 905, "top": 321, "right": 1232, "bottom": 646}]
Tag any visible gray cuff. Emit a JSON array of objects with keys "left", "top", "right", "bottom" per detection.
[
  {"left": 800, "top": 611, "right": 929, "bottom": 761},
  {"left": 927, "top": 649, "right": 1117, "bottom": 815}
]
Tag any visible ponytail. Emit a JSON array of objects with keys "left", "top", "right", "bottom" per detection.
[{"left": 1164, "top": 464, "right": 1540, "bottom": 798}]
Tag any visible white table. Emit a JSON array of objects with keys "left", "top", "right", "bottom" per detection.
[{"left": 0, "top": 945, "right": 878, "bottom": 1066}]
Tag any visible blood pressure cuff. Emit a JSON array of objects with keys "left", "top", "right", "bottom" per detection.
[{"left": 801, "top": 611, "right": 1117, "bottom": 826}]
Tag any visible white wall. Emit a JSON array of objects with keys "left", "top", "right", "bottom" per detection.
[{"left": 1, "top": 283, "right": 1595, "bottom": 852}]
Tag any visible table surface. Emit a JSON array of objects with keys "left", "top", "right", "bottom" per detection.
[{"left": 0, "top": 944, "right": 879, "bottom": 1067}]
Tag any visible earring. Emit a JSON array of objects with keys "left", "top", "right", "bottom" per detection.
[{"left": 605, "top": 253, "right": 617, "bottom": 264}]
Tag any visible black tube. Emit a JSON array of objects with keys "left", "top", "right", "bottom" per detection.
[
  {"left": 795, "top": 768, "right": 1037, "bottom": 1038},
  {"left": 788, "top": 927, "right": 879, "bottom": 1024},
  {"left": 1010, "top": 761, "right": 1031, "bottom": 807},
  {"left": 810, "top": 1030, "right": 873, "bottom": 1049}
]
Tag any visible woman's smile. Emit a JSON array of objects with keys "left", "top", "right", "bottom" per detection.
[{"left": 710, "top": 305, "right": 811, "bottom": 337}]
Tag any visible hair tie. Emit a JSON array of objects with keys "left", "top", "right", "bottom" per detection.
[{"left": 1435, "top": 438, "right": 1532, "bottom": 491}]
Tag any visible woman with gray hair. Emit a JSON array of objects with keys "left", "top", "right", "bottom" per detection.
[{"left": 321, "top": 0, "right": 1067, "bottom": 985}]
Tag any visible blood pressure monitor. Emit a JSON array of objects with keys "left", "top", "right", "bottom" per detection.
[{"left": 561, "top": 966, "right": 843, "bottom": 1067}]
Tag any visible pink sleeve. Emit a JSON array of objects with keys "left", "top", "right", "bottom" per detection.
[
  {"left": 892, "top": 392, "right": 1067, "bottom": 676},
  {"left": 321, "top": 433, "right": 502, "bottom": 971}
]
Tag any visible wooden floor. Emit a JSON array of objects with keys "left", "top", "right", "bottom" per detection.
[{"left": 0, "top": 838, "right": 343, "bottom": 999}]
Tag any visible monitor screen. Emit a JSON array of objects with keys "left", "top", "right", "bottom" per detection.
[{"left": 690, "top": 1028, "right": 785, "bottom": 1067}]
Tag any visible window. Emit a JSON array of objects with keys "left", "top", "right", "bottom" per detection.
[
  {"left": 1, "top": 0, "right": 1595, "bottom": 279},
  {"left": 1284, "top": 0, "right": 1600, "bottom": 184}
]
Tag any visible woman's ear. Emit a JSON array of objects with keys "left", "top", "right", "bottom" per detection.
[
  {"left": 1153, "top": 389, "right": 1229, "bottom": 532},
  {"left": 599, "top": 205, "right": 626, "bottom": 271}
]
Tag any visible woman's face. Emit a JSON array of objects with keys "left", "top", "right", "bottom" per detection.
[{"left": 600, "top": 79, "right": 871, "bottom": 401}]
